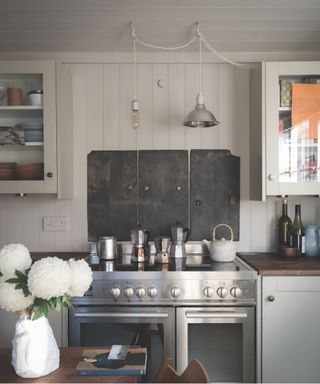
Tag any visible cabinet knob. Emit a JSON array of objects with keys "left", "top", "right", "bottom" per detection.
[
  {"left": 268, "top": 174, "right": 276, "bottom": 181},
  {"left": 267, "top": 295, "right": 275, "bottom": 302},
  {"left": 144, "top": 185, "right": 150, "bottom": 191},
  {"left": 46, "top": 172, "right": 53, "bottom": 178}
]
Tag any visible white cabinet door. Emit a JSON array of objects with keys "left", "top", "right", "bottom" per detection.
[{"left": 262, "top": 276, "right": 320, "bottom": 383}]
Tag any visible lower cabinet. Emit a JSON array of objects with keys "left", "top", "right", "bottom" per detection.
[
  {"left": 0, "top": 308, "right": 65, "bottom": 347},
  {"left": 262, "top": 276, "right": 320, "bottom": 383}
]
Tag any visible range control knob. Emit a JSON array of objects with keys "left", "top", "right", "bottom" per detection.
[
  {"left": 147, "top": 287, "right": 158, "bottom": 298},
  {"left": 203, "top": 287, "right": 214, "bottom": 298},
  {"left": 170, "top": 286, "right": 181, "bottom": 299},
  {"left": 230, "top": 287, "right": 242, "bottom": 299},
  {"left": 110, "top": 287, "right": 121, "bottom": 299},
  {"left": 136, "top": 287, "right": 146, "bottom": 298},
  {"left": 124, "top": 287, "right": 134, "bottom": 298},
  {"left": 217, "top": 287, "right": 228, "bottom": 298}
]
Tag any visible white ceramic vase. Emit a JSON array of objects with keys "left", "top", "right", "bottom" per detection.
[{"left": 12, "top": 315, "right": 59, "bottom": 378}]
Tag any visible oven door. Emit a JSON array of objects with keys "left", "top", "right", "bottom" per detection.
[
  {"left": 69, "top": 306, "right": 175, "bottom": 382},
  {"left": 176, "top": 307, "right": 255, "bottom": 383}
]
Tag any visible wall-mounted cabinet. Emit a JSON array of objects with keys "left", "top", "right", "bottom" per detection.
[
  {"left": 250, "top": 61, "right": 320, "bottom": 200},
  {"left": 0, "top": 60, "right": 73, "bottom": 198}
]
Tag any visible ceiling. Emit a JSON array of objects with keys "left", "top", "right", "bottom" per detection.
[{"left": 0, "top": 0, "right": 319, "bottom": 53}]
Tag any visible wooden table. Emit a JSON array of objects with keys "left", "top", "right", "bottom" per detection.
[{"left": 0, "top": 348, "right": 139, "bottom": 383}]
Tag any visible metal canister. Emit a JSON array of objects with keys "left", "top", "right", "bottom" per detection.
[{"left": 96, "top": 236, "right": 117, "bottom": 260}]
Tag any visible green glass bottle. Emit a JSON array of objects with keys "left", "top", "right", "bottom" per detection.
[
  {"left": 291, "top": 204, "right": 306, "bottom": 256},
  {"left": 278, "top": 198, "right": 292, "bottom": 247}
]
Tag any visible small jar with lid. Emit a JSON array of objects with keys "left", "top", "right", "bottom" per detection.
[{"left": 27, "top": 90, "right": 43, "bottom": 106}]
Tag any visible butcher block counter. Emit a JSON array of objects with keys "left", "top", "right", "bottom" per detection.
[
  {"left": 238, "top": 252, "right": 320, "bottom": 276},
  {"left": 0, "top": 348, "right": 138, "bottom": 383}
]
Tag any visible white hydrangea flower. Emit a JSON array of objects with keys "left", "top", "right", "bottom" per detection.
[
  {"left": 68, "top": 259, "right": 92, "bottom": 297},
  {"left": 0, "top": 277, "right": 34, "bottom": 313},
  {"left": 0, "top": 244, "right": 32, "bottom": 277},
  {"left": 28, "top": 257, "right": 71, "bottom": 300}
]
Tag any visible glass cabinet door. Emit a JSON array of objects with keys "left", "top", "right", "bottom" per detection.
[
  {"left": 279, "top": 77, "right": 320, "bottom": 183},
  {"left": 0, "top": 73, "right": 44, "bottom": 179},
  {"left": 266, "top": 62, "right": 320, "bottom": 195},
  {"left": 0, "top": 61, "right": 57, "bottom": 194}
]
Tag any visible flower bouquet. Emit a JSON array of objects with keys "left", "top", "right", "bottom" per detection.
[{"left": 0, "top": 243, "right": 92, "bottom": 378}]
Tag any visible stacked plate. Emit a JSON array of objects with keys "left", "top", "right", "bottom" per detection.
[
  {"left": 15, "top": 121, "right": 43, "bottom": 143},
  {"left": 16, "top": 163, "right": 44, "bottom": 180},
  {"left": 0, "top": 162, "right": 16, "bottom": 180}
]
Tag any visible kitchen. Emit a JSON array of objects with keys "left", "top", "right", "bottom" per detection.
[{"left": 0, "top": 1, "right": 320, "bottom": 383}]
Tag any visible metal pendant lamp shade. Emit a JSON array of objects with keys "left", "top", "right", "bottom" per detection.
[
  {"left": 183, "top": 92, "right": 219, "bottom": 128},
  {"left": 183, "top": 26, "right": 219, "bottom": 128}
]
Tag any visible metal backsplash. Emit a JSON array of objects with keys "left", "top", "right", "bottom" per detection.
[{"left": 88, "top": 150, "right": 240, "bottom": 241}]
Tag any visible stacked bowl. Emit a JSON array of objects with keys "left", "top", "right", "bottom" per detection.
[{"left": 15, "top": 121, "right": 43, "bottom": 143}]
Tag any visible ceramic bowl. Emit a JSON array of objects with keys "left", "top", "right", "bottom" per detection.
[{"left": 16, "top": 163, "right": 44, "bottom": 180}]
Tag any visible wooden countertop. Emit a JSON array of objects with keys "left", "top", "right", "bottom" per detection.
[
  {"left": 238, "top": 253, "right": 320, "bottom": 276},
  {"left": 0, "top": 348, "right": 138, "bottom": 383},
  {"left": 31, "top": 252, "right": 87, "bottom": 262}
]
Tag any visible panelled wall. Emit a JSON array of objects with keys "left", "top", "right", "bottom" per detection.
[{"left": 0, "top": 61, "right": 319, "bottom": 252}]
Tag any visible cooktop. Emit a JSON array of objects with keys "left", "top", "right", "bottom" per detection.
[{"left": 86, "top": 254, "right": 246, "bottom": 272}]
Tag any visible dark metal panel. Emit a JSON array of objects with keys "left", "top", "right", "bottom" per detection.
[
  {"left": 138, "top": 150, "right": 188, "bottom": 239},
  {"left": 190, "top": 150, "right": 240, "bottom": 241},
  {"left": 87, "top": 150, "right": 137, "bottom": 241}
]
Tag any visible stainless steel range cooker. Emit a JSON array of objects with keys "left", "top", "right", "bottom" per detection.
[{"left": 69, "top": 243, "right": 257, "bottom": 382}]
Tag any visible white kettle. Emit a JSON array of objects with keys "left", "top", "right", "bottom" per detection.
[{"left": 203, "top": 224, "right": 236, "bottom": 262}]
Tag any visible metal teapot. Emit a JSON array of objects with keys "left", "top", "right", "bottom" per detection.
[{"left": 203, "top": 224, "right": 236, "bottom": 262}]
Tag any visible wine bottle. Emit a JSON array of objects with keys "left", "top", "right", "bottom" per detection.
[
  {"left": 291, "top": 204, "right": 306, "bottom": 256},
  {"left": 278, "top": 198, "right": 292, "bottom": 247}
]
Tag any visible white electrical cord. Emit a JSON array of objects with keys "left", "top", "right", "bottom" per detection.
[
  {"left": 131, "top": 22, "right": 197, "bottom": 51},
  {"left": 133, "top": 35, "right": 137, "bottom": 101},
  {"left": 130, "top": 22, "right": 246, "bottom": 67}
]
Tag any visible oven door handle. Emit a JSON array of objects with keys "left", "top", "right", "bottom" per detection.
[
  {"left": 185, "top": 311, "right": 247, "bottom": 319},
  {"left": 74, "top": 312, "right": 169, "bottom": 318}
]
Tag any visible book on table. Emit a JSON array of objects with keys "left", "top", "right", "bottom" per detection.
[{"left": 74, "top": 346, "right": 147, "bottom": 376}]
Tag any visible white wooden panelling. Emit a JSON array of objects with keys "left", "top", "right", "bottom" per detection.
[
  {"left": 69, "top": 64, "right": 88, "bottom": 250},
  {"left": 185, "top": 64, "right": 202, "bottom": 149},
  {"left": 0, "top": 61, "right": 320, "bottom": 253},
  {"left": 136, "top": 64, "right": 153, "bottom": 149},
  {"left": 103, "top": 64, "right": 120, "bottom": 149},
  {"left": 0, "top": 0, "right": 319, "bottom": 53},
  {"left": 168, "top": 64, "right": 186, "bottom": 149},
  {"left": 119, "top": 64, "right": 136, "bottom": 150},
  {"left": 87, "top": 64, "right": 104, "bottom": 151},
  {"left": 37, "top": 195, "right": 55, "bottom": 251},
  {"left": 55, "top": 199, "right": 73, "bottom": 252},
  {"left": 153, "top": 64, "right": 170, "bottom": 149},
  {"left": 201, "top": 64, "right": 219, "bottom": 148}
]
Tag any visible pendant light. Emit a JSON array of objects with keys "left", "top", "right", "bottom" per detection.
[
  {"left": 130, "top": 22, "right": 245, "bottom": 130},
  {"left": 131, "top": 25, "right": 139, "bottom": 129},
  {"left": 182, "top": 26, "right": 219, "bottom": 128}
]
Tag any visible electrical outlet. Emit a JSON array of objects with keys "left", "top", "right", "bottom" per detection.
[{"left": 43, "top": 216, "right": 68, "bottom": 231}]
